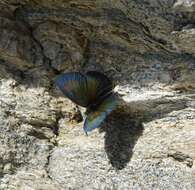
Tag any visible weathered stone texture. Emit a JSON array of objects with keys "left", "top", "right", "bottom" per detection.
[{"left": 0, "top": 0, "right": 195, "bottom": 190}]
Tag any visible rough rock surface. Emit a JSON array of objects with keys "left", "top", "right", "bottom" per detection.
[{"left": 0, "top": 0, "right": 195, "bottom": 190}]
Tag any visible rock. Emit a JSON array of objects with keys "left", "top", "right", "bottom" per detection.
[
  {"left": 1, "top": 169, "right": 62, "bottom": 190},
  {"left": 0, "top": 0, "right": 195, "bottom": 189},
  {"left": 172, "top": 28, "right": 195, "bottom": 55},
  {"left": 0, "top": 16, "right": 43, "bottom": 70},
  {"left": 173, "top": 0, "right": 195, "bottom": 12},
  {"left": 33, "top": 21, "right": 84, "bottom": 71}
]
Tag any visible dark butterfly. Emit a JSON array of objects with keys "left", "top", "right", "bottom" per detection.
[{"left": 55, "top": 71, "right": 117, "bottom": 133}]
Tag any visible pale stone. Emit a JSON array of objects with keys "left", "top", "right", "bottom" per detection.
[{"left": 0, "top": 1, "right": 195, "bottom": 189}]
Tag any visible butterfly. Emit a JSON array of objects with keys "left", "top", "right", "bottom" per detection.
[{"left": 55, "top": 71, "right": 117, "bottom": 133}]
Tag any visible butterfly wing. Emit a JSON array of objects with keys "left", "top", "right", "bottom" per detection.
[
  {"left": 86, "top": 71, "right": 113, "bottom": 100},
  {"left": 55, "top": 72, "right": 89, "bottom": 107},
  {"left": 84, "top": 94, "right": 117, "bottom": 133},
  {"left": 55, "top": 71, "right": 113, "bottom": 107}
]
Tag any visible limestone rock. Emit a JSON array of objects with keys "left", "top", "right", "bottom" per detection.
[
  {"left": 174, "top": 0, "right": 195, "bottom": 12},
  {"left": 172, "top": 28, "right": 195, "bottom": 55},
  {"left": 0, "top": 0, "right": 195, "bottom": 190}
]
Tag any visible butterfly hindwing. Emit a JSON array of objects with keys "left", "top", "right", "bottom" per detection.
[{"left": 84, "top": 93, "right": 117, "bottom": 133}]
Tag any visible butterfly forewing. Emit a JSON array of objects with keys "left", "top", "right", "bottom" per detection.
[
  {"left": 86, "top": 71, "right": 113, "bottom": 101},
  {"left": 55, "top": 72, "right": 89, "bottom": 107},
  {"left": 84, "top": 93, "right": 117, "bottom": 132},
  {"left": 55, "top": 71, "right": 113, "bottom": 108}
]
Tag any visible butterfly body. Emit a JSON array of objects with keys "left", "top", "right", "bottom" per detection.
[{"left": 55, "top": 71, "right": 117, "bottom": 133}]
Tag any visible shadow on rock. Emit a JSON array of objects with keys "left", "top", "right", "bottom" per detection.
[
  {"left": 100, "top": 105, "right": 144, "bottom": 170},
  {"left": 99, "top": 90, "right": 188, "bottom": 170}
]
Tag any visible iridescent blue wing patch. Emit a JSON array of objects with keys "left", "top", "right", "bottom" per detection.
[
  {"left": 55, "top": 71, "right": 113, "bottom": 107},
  {"left": 55, "top": 72, "right": 89, "bottom": 107},
  {"left": 84, "top": 94, "right": 117, "bottom": 133}
]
